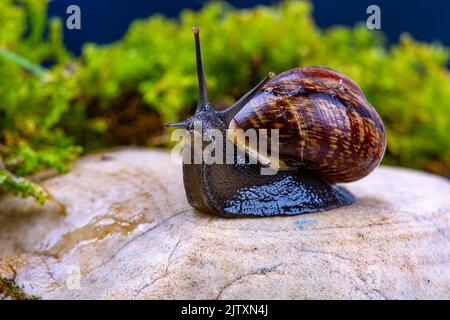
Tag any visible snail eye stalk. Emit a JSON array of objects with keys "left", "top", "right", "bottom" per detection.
[
  {"left": 165, "top": 26, "right": 209, "bottom": 129},
  {"left": 192, "top": 26, "right": 210, "bottom": 112}
]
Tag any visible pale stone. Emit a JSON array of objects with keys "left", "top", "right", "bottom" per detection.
[{"left": 0, "top": 148, "right": 449, "bottom": 299}]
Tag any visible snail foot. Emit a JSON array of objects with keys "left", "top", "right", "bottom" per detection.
[{"left": 204, "top": 164, "right": 355, "bottom": 217}]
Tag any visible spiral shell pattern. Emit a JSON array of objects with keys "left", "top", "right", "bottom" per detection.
[{"left": 228, "top": 66, "right": 387, "bottom": 183}]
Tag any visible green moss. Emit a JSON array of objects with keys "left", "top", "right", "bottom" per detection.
[
  {"left": 0, "top": 0, "right": 79, "bottom": 203},
  {"left": 0, "top": 277, "right": 40, "bottom": 300}
]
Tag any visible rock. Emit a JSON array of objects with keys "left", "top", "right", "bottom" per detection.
[{"left": 0, "top": 148, "right": 449, "bottom": 299}]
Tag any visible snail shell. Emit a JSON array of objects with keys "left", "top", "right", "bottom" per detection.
[{"left": 228, "top": 66, "right": 387, "bottom": 183}]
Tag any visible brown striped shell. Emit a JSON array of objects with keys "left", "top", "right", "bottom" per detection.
[{"left": 228, "top": 66, "right": 387, "bottom": 183}]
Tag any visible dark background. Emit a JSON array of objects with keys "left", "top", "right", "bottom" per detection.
[{"left": 47, "top": 0, "right": 450, "bottom": 55}]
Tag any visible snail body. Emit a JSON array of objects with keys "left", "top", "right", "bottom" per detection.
[{"left": 166, "top": 27, "right": 386, "bottom": 217}]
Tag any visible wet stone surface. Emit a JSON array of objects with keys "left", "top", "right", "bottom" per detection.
[{"left": 0, "top": 148, "right": 449, "bottom": 299}]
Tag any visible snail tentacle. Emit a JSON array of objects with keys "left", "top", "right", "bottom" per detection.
[{"left": 192, "top": 26, "right": 211, "bottom": 112}]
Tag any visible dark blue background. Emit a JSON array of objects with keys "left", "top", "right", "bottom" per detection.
[{"left": 48, "top": 0, "right": 450, "bottom": 55}]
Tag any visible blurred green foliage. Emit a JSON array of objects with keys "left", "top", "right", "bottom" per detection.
[
  {"left": 0, "top": 0, "right": 80, "bottom": 202},
  {"left": 1, "top": 0, "right": 449, "bottom": 202}
]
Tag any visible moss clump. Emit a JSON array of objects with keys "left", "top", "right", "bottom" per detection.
[{"left": 0, "top": 277, "right": 40, "bottom": 300}]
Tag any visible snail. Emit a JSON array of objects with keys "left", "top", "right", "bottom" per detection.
[{"left": 166, "top": 27, "right": 386, "bottom": 217}]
